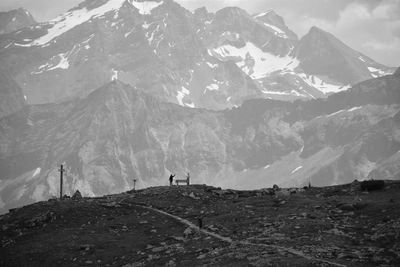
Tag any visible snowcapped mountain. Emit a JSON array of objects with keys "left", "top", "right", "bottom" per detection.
[
  {"left": 0, "top": 8, "right": 36, "bottom": 35},
  {"left": 0, "top": 0, "right": 395, "bottom": 110}
]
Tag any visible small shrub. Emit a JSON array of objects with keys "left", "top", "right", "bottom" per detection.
[{"left": 360, "top": 180, "right": 385, "bottom": 191}]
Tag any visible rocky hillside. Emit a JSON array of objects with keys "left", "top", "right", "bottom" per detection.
[
  {"left": 0, "top": 0, "right": 394, "bottom": 109},
  {"left": 1, "top": 69, "right": 399, "bottom": 214},
  {"left": 1, "top": 182, "right": 400, "bottom": 266},
  {"left": 0, "top": 71, "right": 26, "bottom": 118},
  {"left": 0, "top": 8, "right": 36, "bottom": 35}
]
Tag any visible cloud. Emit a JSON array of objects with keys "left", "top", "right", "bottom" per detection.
[{"left": 294, "top": 0, "right": 400, "bottom": 66}]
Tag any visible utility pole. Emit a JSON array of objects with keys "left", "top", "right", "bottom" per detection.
[
  {"left": 59, "top": 165, "right": 65, "bottom": 199},
  {"left": 133, "top": 179, "right": 137, "bottom": 191}
]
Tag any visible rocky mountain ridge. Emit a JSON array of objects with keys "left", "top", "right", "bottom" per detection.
[
  {"left": 0, "top": 70, "right": 399, "bottom": 214},
  {"left": 0, "top": 0, "right": 394, "bottom": 110}
]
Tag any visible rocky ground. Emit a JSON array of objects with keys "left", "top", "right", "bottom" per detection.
[{"left": 1, "top": 181, "right": 400, "bottom": 267}]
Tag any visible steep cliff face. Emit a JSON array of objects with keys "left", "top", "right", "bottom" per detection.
[{"left": 0, "top": 8, "right": 36, "bottom": 35}]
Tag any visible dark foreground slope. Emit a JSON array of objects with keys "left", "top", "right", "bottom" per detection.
[{"left": 1, "top": 182, "right": 400, "bottom": 266}]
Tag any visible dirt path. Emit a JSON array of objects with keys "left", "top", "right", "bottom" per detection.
[{"left": 138, "top": 205, "right": 346, "bottom": 267}]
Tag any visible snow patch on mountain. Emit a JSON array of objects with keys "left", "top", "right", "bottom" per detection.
[
  {"left": 31, "top": 0, "right": 127, "bottom": 46},
  {"left": 209, "top": 42, "right": 299, "bottom": 79},
  {"left": 125, "top": 27, "right": 135, "bottom": 38},
  {"left": 348, "top": 106, "right": 362, "bottom": 112},
  {"left": 129, "top": 0, "right": 164, "bottom": 15},
  {"left": 32, "top": 168, "right": 41, "bottom": 177},
  {"left": 111, "top": 69, "right": 118, "bottom": 81},
  {"left": 253, "top": 11, "right": 272, "bottom": 19},
  {"left": 262, "top": 23, "right": 288, "bottom": 39},
  {"left": 206, "top": 62, "right": 218, "bottom": 69},
  {"left": 32, "top": 52, "right": 70, "bottom": 74},
  {"left": 296, "top": 73, "right": 351, "bottom": 94},
  {"left": 49, "top": 53, "right": 70, "bottom": 70},
  {"left": 368, "top": 66, "right": 390, "bottom": 78},
  {"left": 221, "top": 31, "right": 240, "bottom": 40},
  {"left": 185, "top": 102, "right": 195, "bottom": 108},
  {"left": 291, "top": 166, "right": 303, "bottom": 174},
  {"left": 261, "top": 89, "right": 306, "bottom": 98},
  {"left": 14, "top": 42, "right": 32, "bottom": 47},
  {"left": 177, "top": 86, "right": 191, "bottom": 107},
  {"left": 326, "top": 109, "right": 345, "bottom": 118},
  {"left": 318, "top": 106, "right": 362, "bottom": 119},
  {"left": 206, "top": 83, "right": 219, "bottom": 92}
]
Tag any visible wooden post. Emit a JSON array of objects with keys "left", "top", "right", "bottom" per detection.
[{"left": 59, "top": 165, "right": 65, "bottom": 199}]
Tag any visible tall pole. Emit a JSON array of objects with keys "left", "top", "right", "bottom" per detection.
[{"left": 59, "top": 165, "right": 65, "bottom": 199}]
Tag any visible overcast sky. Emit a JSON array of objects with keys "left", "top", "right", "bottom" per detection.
[{"left": 1, "top": 0, "right": 399, "bottom": 66}]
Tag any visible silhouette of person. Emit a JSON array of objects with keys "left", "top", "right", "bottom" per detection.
[
  {"left": 169, "top": 174, "right": 175, "bottom": 186},
  {"left": 186, "top": 172, "right": 190, "bottom": 185}
]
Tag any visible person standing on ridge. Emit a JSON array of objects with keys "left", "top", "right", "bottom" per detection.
[
  {"left": 169, "top": 174, "right": 175, "bottom": 186},
  {"left": 186, "top": 172, "right": 190, "bottom": 185}
]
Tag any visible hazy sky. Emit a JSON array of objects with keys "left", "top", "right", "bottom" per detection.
[{"left": 1, "top": 0, "right": 399, "bottom": 66}]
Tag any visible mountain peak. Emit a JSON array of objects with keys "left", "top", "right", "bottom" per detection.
[
  {"left": 253, "top": 10, "right": 284, "bottom": 25},
  {"left": 0, "top": 7, "right": 36, "bottom": 34},
  {"left": 216, "top": 6, "right": 248, "bottom": 18},
  {"left": 194, "top": 6, "right": 208, "bottom": 14},
  {"left": 308, "top": 26, "right": 329, "bottom": 36},
  {"left": 296, "top": 25, "right": 394, "bottom": 84},
  {"left": 252, "top": 9, "right": 297, "bottom": 40}
]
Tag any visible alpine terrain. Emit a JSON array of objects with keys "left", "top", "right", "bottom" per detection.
[
  {"left": 0, "top": 0, "right": 399, "bottom": 216},
  {"left": 0, "top": 0, "right": 394, "bottom": 109}
]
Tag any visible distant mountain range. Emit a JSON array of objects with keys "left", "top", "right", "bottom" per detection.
[
  {"left": 0, "top": 68, "right": 399, "bottom": 214},
  {"left": 0, "top": 0, "right": 399, "bottom": 214},
  {"left": 0, "top": 0, "right": 394, "bottom": 110}
]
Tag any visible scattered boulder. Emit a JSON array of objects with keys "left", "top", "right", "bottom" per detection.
[
  {"left": 272, "top": 184, "right": 280, "bottom": 191},
  {"left": 72, "top": 190, "right": 83, "bottom": 200},
  {"left": 26, "top": 211, "right": 56, "bottom": 228}
]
